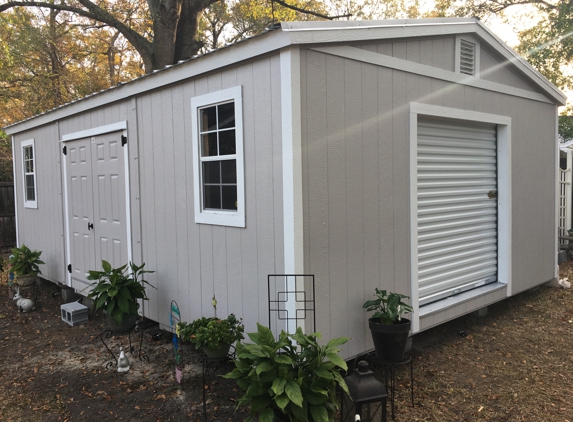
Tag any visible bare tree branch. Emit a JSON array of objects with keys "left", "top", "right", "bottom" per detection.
[{"left": 272, "top": 0, "right": 351, "bottom": 20}]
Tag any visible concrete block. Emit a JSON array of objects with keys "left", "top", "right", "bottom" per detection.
[
  {"left": 61, "top": 288, "right": 79, "bottom": 302},
  {"left": 61, "top": 302, "right": 89, "bottom": 326},
  {"left": 473, "top": 307, "right": 488, "bottom": 317}
]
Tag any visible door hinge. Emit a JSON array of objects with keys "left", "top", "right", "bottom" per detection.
[
  {"left": 121, "top": 135, "right": 127, "bottom": 147},
  {"left": 67, "top": 264, "right": 72, "bottom": 273},
  {"left": 487, "top": 190, "right": 497, "bottom": 199},
  {"left": 63, "top": 145, "right": 67, "bottom": 155}
]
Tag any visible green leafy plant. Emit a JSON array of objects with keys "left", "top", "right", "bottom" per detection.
[
  {"left": 177, "top": 314, "right": 244, "bottom": 350},
  {"left": 224, "top": 323, "right": 350, "bottom": 422},
  {"left": 86, "top": 260, "right": 154, "bottom": 323},
  {"left": 8, "top": 244, "right": 44, "bottom": 276},
  {"left": 363, "top": 288, "right": 413, "bottom": 325}
]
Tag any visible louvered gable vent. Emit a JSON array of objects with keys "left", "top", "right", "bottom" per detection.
[{"left": 459, "top": 39, "right": 476, "bottom": 75}]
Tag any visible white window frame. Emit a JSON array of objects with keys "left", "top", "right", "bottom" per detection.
[
  {"left": 455, "top": 35, "right": 480, "bottom": 78},
  {"left": 21, "top": 138, "right": 37, "bottom": 209},
  {"left": 191, "top": 86, "right": 245, "bottom": 227}
]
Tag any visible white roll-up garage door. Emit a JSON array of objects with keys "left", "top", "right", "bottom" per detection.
[{"left": 417, "top": 118, "right": 498, "bottom": 306}]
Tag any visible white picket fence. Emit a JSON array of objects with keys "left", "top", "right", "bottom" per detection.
[{"left": 559, "top": 149, "right": 572, "bottom": 242}]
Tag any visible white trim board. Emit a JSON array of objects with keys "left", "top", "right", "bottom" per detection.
[
  {"left": 310, "top": 46, "right": 553, "bottom": 105},
  {"left": 409, "top": 102, "right": 512, "bottom": 333},
  {"left": 11, "top": 136, "right": 19, "bottom": 246},
  {"left": 61, "top": 121, "right": 127, "bottom": 141}
]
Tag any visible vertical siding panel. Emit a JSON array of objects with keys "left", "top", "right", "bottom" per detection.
[
  {"left": 377, "top": 65, "right": 394, "bottom": 315},
  {"left": 391, "top": 70, "right": 408, "bottom": 295},
  {"left": 270, "top": 55, "right": 284, "bottom": 277},
  {"left": 237, "top": 62, "right": 260, "bottom": 330},
  {"left": 377, "top": 42, "right": 393, "bottom": 56},
  {"left": 431, "top": 39, "right": 444, "bottom": 70},
  {"left": 442, "top": 37, "right": 455, "bottom": 71},
  {"left": 359, "top": 62, "right": 379, "bottom": 356},
  {"left": 158, "top": 89, "right": 178, "bottom": 314},
  {"left": 252, "top": 58, "right": 276, "bottom": 325},
  {"left": 464, "top": 85, "right": 475, "bottom": 111},
  {"left": 326, "top": 54, "right": 347, "bottom": 346},
  {"left": 139, "top": 94, "right": 159, "bottom": 322},
  {"left": 170, "top": 85, "right": 191, "bottom": 320},
  {"left": 392, "top": 42, "right": 408, "bottom": 60},
  {"left": 419, "top": 39, "right": 433, "bottom": 66},
  {"left": 183, "top": 80, "right": 201, "bottom": 324},
  {"left": 406, "top": 40, "right": 420, "bottom": 64},
  {"left": 344, "top": 58, "right": 363, "bottom": 356},
  {"left": 304, "top": 51, "right": 330, "bottom": 337}
]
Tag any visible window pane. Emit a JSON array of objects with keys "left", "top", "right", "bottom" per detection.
[
  {"left": 221, "top": 160, "right": 236, "bottom": 183},
  {"left": 24, "top": 146, "right": 32, "bottom": 160},
  {"left": 26, "top": 160, "right": 34, "bottom": 173},
  {"left": 222, "top": 186, "right": 237, "bottom": 210},
  {"left": 203, "top": 161, "right": 221, "bottom": 183},
  {"left": 201, "top": 133, "right": 218, "bottom": 157},
  {"left": 218, "top": 102, "right": 235, "bottom": 129},
  {"left": 219, "top": 130, "right": 236, "bottom": 155},
  {"left": 25, "top": 175, "right": 35, "bottom": 201},
  {"left": 200, "top": 106, "right": 217, "bottom": 132},
  {"left": 204, "top": 185, "right": 221, "bottom": 209}
]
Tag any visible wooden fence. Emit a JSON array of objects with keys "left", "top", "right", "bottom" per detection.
[{"left": 0, "top": 182, "right": 16, "bottom": 249}]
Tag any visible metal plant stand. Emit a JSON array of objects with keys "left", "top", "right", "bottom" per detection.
[
  {"left": 100, "top": 318, "right": 158, "bottom": 370},
  {"left": 267, "top": 274, "right": 316, "bottom": 334}
]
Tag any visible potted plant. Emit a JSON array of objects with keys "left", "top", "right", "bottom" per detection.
[
  {"left": 8, "top": 244, "right": 44, "bottom": 286},
  {"left": 363, "top": 288, "right": 413, "bottom": 363},
  {"left": 177, "top": 314, "right": 244, "bottom": 360},
  {"left": 224, "top": 323, "right": 350, "bottom": 421},
  {"left": 86, "top": 260, "right": 154, "bottom": 334}
]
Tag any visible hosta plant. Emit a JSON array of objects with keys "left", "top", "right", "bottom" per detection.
[
  {"left": 86, "top": 260, "right": 154, "bottom": 323},
  {"left": 8, "top": 244, "right": 44, "bottom": 276},
  {"left": 224, "top": 323, "right": 350, "bottom": 422}
]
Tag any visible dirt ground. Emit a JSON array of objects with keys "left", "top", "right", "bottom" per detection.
[{"left": 1, "top": 263, "right": 573, "bottom": 422}]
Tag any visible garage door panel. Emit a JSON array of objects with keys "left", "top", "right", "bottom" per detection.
[{"left": 418, "top": 119, "right": 498, "bottom": 306}]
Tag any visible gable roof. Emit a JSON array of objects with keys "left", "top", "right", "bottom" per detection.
[{"left": 4, "top": 18, "right": 566, "bottom": 135}]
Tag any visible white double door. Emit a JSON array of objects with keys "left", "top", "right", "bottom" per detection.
[{"left": 64, "top": 131, "right": 129, "bottom": 289}]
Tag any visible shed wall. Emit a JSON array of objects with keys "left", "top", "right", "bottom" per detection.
[
  {"left": 135, "top": 54, "right": 285, "bottom": 331},
  {"left": 301, "top": 48, "right": 557, "bottom": 358}
]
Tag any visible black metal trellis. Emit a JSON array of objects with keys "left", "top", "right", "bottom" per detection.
[{"left": 267, "top": 274, "right": 316, "bottom": 334}]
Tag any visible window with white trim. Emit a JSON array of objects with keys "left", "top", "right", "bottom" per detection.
[
  {"left": 21, "top": 138, "right": 37, "bottom": 209},
  {"left": 191, "top": 86, "right": 245, "bottom": 227}
]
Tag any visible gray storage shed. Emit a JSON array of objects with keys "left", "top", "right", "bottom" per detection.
[{"left": 5, "top": 18, "right": 565, "bottom": 358}]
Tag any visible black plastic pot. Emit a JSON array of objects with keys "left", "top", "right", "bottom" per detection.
[
  {"left": 368, "top": 317, "right": 411, "bottom": 363},
  {"left": 105, "top": 313, "right": 138, "bottom": 335}
]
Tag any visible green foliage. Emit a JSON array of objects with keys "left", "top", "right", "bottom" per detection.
[
  {"left": 8, "top": 244, "right": 44, "bottom": 276},
  {"left": 86, "top": 260, "right": 154, "bottom": 324},
  {"left": 177, "top": 314, "right": 245, "bottom": 350},
  {"left": 363, "top": 288, "right": 414, "bottom": 325},
  {"left": 0, "top": 130, "right": 12, "bottom": 182},
  {"left": 559, "top": 111, "right": 573, "bottom": 142},
  {"left": 224, "top": 323, "right": 349, "bottom": 422}
]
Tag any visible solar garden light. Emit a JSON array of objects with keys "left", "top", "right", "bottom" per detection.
[{"left": 344, "top": 360, "right": 388, "bottom": 422}]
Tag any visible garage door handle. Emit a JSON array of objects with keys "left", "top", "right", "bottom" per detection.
[
  {"left": 487, "top": 190, "right": 497, "bottom": 199},
  {"left": 88, "top": 222, "right": 94, "bottom": 231}
]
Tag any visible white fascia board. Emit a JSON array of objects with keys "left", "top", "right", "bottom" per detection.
[
  {"left": 311, "top": 46, "right": 554, "bottom": 104},
  {"left": 5, "top": 30, "right": 291, "bottom": 136}
]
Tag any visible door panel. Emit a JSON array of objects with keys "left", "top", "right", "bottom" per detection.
[
  {"left": 417, "top": 119, "right": 498, "bottom": 305},
  {"left": 92, "top": 133, "right": 128, "bottom": 269},
  {"left": 66, "top": 139, "right": 96, "bottom": 288},
  {"left": 64, "top": 132, "right": 128, "bottom": 289}
]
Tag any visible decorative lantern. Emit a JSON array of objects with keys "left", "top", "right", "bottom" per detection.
[{"left": 343, "top": 360, "right": 388, "bottom": 422}]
